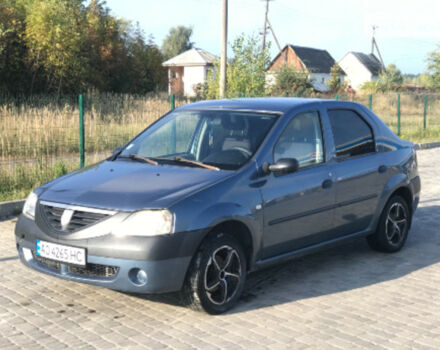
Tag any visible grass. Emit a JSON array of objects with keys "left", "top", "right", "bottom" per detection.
[
  {"left": 1, "top": 92, "right": 439, "bottom": 201},
  {"left": 346, "top": 93, "right": 440, "bottom": 143}
]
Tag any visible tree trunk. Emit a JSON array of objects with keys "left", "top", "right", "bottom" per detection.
[{"left": 57, "top": 76, "right": 63, "bottom": 100}]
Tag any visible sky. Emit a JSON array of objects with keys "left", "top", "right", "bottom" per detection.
[{"left": 104, "top": 0, "right": 440, "bottom": 75}]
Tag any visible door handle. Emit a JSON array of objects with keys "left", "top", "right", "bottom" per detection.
[
  {"left": 378, "top": 165, "right": 387, "bottom": 174},
  {"left": 322, "top": 179, "right": 333, "bottom": 189}
]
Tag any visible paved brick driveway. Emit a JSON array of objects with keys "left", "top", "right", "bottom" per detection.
[{"left": 1, "top": 148, "right": 439, "bottom": 350}]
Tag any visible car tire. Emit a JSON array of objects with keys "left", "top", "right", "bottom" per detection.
[
  {"left": 367, "top": 195, "right": 410, "bottom": 253},
  {"left": 181, "top": 232, "right": 247, "bottom": 314}
]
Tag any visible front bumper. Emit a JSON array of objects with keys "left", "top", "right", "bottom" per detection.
[{"left": 15, "top": 214, "right": 203, "bottom": 293}]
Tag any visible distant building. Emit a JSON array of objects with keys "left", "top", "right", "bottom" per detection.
[
  {"left": 339, "top": 52, "right": 383, "bottom": 90},
  {"left": 162, "top": 48, "right": 217, "bottom": 97},
  {"left": 267, "top": 44, "right": 344, "bottom": 92}
]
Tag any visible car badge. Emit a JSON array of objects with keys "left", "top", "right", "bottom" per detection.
[{"left": 61, "top": 209, "right": 75, "bottom": 230}]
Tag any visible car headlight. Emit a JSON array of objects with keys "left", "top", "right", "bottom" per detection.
[
  {"left": 113, "top": 210, "right": 174, "bottom": 237},
  {"left": 23, "top": 192, "right": 38, "bottom": 219}
]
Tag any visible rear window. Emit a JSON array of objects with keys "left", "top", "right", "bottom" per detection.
[{"left": 328, "top": 109, "right": 375, "bottom": 158}]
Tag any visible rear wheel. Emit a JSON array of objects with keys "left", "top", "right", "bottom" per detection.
[
  {"left": 181, "top": 232, "right": 246, "bottom": 314},
  {"left": 367, "top": 195, "right": 410, "bottom": 253}
]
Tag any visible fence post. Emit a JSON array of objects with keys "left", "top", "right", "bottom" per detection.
[
  {"left": 397, "top": 93, "right": 401, "bottom": 136},
  {"left": 170, "top": 93, "right": 175, "bottom": 110},
  {"left": 335, "top": 94, "right": 339, "bottom": 100},
  {"left": 423, "top": 94, "right": 428, "bottom": 130},
  {"left": 170, "top": 94, "right": 176, "bottom": 153},
  {"left": 368, "top": 94, "right": 373, "bottom": 110},
  {"left": 79, "top": 94, "right": 85, "bottom": 168}
]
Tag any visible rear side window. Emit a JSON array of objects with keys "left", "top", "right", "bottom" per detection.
[{"left": 328, "top": 109, "right": 375, "bottom": 158}]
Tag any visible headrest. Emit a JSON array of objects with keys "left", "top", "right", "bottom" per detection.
[{"left": 221, "top": 115, "right": 246, "bottom": 131}]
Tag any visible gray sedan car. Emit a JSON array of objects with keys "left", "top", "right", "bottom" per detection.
[{"left": 15, "top": 98, "right": 420, "bottom": 314}]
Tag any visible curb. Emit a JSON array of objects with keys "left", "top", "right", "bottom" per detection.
[
  {"left": 0, "top": 200, "right": 25, "bottom": 219},
  {"left": 414, "top": 141, "right": 440, "bottom": 150}
]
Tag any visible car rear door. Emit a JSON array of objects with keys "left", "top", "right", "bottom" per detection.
[
  {"left": 327, "top": 108, "right": 389, "bottom": 236},
  {"left": 260, "top": 109, "right": 337, "bottom": 259}
]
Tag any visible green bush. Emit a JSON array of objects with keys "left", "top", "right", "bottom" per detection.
[{"left": 269, "top": 65, "right": 313, "bottom": 96}]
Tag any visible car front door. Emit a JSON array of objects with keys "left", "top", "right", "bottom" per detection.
[
  {"left": 327, "top": 108, "right": 388, "bottom": 236},
  {"left": 260, "top": 110, "right": 336, "bottom": 259}
]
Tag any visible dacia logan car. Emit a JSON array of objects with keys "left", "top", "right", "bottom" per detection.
[{"left": 15, "top": 98, "right": 420, "bottom": 314}]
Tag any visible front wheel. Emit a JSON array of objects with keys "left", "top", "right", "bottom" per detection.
[
  {"left": 181, "top": 232, "right": 247, "bottom": 314},
  {"left": 367, "top": 195, "right": 410, "bottom": 253}
]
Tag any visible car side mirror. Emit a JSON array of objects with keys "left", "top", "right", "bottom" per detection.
[{"left": 262, "top": 158, "right": 299, "bottom": 175}]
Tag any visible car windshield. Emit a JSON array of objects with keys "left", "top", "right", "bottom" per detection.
[{"left": 119, "top": 110, "right": 279, "bottom": 170}]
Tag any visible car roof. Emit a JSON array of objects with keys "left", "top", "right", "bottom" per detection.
[{"left": 177, "top": 97, "right": 362, "bottom": 114}]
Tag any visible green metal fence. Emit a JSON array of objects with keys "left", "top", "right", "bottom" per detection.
[{"left": 1, "top": 92, "right": 439, "bottom": 201}]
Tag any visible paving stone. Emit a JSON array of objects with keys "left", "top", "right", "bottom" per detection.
[{"left": 0, "top": 148, "right": 439, "bottom": 349}]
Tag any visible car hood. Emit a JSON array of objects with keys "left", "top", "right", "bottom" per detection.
[{"left": 39, "top": 160, "right": 232, "bottom": 211}]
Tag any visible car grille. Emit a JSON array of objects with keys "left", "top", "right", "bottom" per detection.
[
  {"left": 38, "top": 201, "right": 115, "bottom": 234},
  {"left": 33, "top": 253, "right": 61, "bottom": 270},
  {"left": 68, "top": 264, "right": 119, "bottom": 278},
  {"left": 32, "top": 252, "right": 119, "bottom": 278}
]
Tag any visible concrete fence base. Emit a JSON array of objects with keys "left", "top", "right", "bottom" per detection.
[
  {"left": 0, "top": 200, "right": 25, "bottom": 219},
  {"left": 414, "top": 141, "right": 440, "bottom": 150}
]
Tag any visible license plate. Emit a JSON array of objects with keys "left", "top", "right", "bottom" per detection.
[{"left": 36, "top": 240, "right": 86, "bottom": 266}]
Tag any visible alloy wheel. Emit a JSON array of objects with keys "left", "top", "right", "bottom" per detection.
[
  {"left": 203, "top": 245, "right": 242, "bottom": 305},
  {"left": 385, "top": 202, "right": 408, "bottom": 245}
]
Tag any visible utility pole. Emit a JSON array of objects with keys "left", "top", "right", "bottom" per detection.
[
  {"left": 371, "top": 25, "right": 385, "bottom": 70},
  {"left": 262, "top": 0, "right": 270, "bottom": 52},
  {"left": 371, "top": 25, "right": 377, "bottom": 54},
  {"left": 219, "top": 0, "right": 228, "bottom": 99},
  {"left": 267, "top": 18, "right": 285, "bottom": 63}
]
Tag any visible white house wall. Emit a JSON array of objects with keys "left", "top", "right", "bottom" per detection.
[
  {"left": 339, "top": 53, "right": 374, "bottom": 90},
  {"left": 183, "top": 66, "right": 206, "bottom": 97},
  {"left": 310, "top": 73, "right": 331, "bottom": 92}
]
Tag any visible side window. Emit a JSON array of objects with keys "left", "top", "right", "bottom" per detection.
[
  {"left": 328, "top": 109, "right": 375, "bottom": 158},
  {"left": 274, "top": 111, "right": 325, "bottom": 169}
]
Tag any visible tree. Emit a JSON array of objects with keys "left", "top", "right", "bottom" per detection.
[
  {"left": 161, "top": 25, "right": 193, "bottom": 60},
  {"left": 361, "top": 64, "right": 403, "bottom": 93},
  {"left": 427, "top": 45, "right": 440, "bottom": 91},
  {"left": 25, "top": 0, "right": 87, "bottom": 94},
  {"left": 359, "top": 80, "right": 380, "bottom": 93},
  {"left": 84, "top": 0, "right": 132, "bottom": 92},
  {"left": 125, "top": 28, "right": 167, "bottom": 93},
  {"left": 0, "top": 0, "right": 167, "bottom": 95},
  {"left": 0, "top": 0, "right": 30, "bottom": 94},
  {"left": 205, "top": 34, "right": 270, "bottom": 99},
  {"left": 269, "top": 65, "right": 313, "bottom": 96},
  {"left": 377, "top": 64, "right": 403, "bottom": 91},
  {"left": 328, "top": 62, "right": 345, "bottom": 93}
]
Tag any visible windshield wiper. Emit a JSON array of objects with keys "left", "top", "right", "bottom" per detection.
[
  {"left": 118, "top": 154, "right": 158, "bottom": 166},
  {"left": 168, "top": 156, "right": 220, "bottom": 171}
]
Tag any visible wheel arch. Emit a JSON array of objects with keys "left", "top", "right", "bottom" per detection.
[
  {"left": 209, "top": 220, "right": 254, "bottom": 270},
  {"left": 374, "top": 184, "right": 414, "bottom": 233},
  {"left": 391, "top": 186, "right": 413, "bottom": 214}
]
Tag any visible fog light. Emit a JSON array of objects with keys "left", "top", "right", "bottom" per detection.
[
  {"left": 129, "top": 268, "right": 147, "bottom": 286},
  {"left": 137, "top": 269, "right": 147, "bottom": 284}
]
